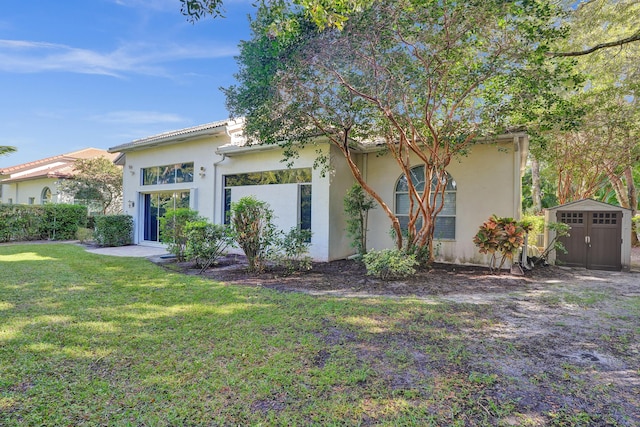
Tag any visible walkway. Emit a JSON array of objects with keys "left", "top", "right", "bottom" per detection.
[{"left": 84, "top": 244, "right": 170, "bottom": 259}]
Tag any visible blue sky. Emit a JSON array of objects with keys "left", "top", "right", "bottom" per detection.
[{"left": 0, "top": 0, "right": 254, "bottom": 168}]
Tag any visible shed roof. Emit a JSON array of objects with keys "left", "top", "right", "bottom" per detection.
[{"left": 546, "top": 198, "right": 632, "bottom": 212}]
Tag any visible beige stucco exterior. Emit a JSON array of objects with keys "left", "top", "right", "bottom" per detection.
[
  {"left": 0, "top": 177, "right": 62, "bottom": 205},
  {"left": 0, "top": 148, "right": 116, "bottom": 209},
  {"left": 363, "top": 135, "right": 528, "bottom": 264},
  {"left": 111, "top": 121, "right": 528, "bottom": 264}
]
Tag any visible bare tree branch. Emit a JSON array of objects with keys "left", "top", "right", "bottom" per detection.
[{"left": 549, "top": 30, "right": 640, "bottom": 57}]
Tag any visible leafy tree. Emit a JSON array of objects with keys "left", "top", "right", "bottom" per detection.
[
  {"left": 180, "top": 0, "right": 373, "bottom": 30},
  {"left": 58, "top": 156, "right": 123, "bottom": 215},
  {"left": 0, "top": 146, "right": 16, "bottom": 156},
  {"left": 223, "top": 0, "right": 572, "bottom": 263},
  {"left": 529, "top": 0, "right": 640, "bottom": 214}
]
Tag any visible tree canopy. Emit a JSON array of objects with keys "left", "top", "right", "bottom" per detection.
[
  {"left": 221, "top": 0, "right": 574, "bottom": 261},
  {"left": 58, "top": 157, "right": 123, "bottom": 215}
]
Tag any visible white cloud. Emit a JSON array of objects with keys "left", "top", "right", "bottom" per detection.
[
  {"left": 110, "top": 0, "right": 177, "bottom": 11},
  {"left": 91, "top": 111, "right": 187, "bottom": 125},
  {"left": 0, "top": 39, "right": 238, "bottom": 77}
]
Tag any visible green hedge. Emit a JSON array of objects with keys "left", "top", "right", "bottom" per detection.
[
  {"left": 94, "top": 215, "right": 133, "bottom": 247},
  {"left": 0, "top": 204, "right": 87, "bottom": 242},
  {"left": 42, "top": 204, "right": 88, "bottom": 240}
]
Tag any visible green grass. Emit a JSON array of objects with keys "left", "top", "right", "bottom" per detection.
[{"left": 0, "top": 244, "right": 636, "bottom": 426}]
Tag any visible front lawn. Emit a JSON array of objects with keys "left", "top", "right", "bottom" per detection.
[{"left": 1, "top": 244, "right": 638, "bottom": 426}]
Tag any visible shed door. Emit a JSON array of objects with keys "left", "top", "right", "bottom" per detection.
[{"left": 557, "top": 211, "right": 621, "bottom": 271}]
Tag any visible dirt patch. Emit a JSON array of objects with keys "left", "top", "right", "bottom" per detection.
[{"left": 164, "top": 255, "right": 640, "bottom": 425}]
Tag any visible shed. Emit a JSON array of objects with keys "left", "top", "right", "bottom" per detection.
[{"left": 544, "top": 199, "right": 632, "bottom": 272}]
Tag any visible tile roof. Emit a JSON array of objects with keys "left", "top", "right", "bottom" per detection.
[
  {"left": 108, "top": 119, "right": 237, "bottom": 153},
  {"left": 0, "top": 148, "right": 117, "bottom": 183}
]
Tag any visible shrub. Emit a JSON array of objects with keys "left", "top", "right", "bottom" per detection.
[
  {"left": 94, "top": 215, "right": 133, "bottom": 247},
  {"left": 344, "top": 184, "right": 376, "bottom": 256},
  {"left": 536, "top": 221, "right": 570, "bottom": 265},
  {"left": 272, "top": 227, "right": 313, "bottom": 272},
  {"left": 159, "top": 208, "right": 201, "bottom": 261},
  {"left": 473, "top": 215, "right": 527, "bottom": 273},
  {"left": 231, "top": 196, "right": 278, "bottom": 273},
  {"left": 362, "top": 249, "right": 418, "bottom": 280},
  {"left": 76, "top": 227, "right": 94, "bottom": 244},
  {"left": 521, "top": 213, "right": 545, "bottom": 246},
  {"left": 0, "top": 205, "right": 47, "bottom": 241},
  {"left": 0, "top": 204, "right": 86, "bottom": 242},
  {"left": 41, "top": 204, "right": 88, "bottom": 240},
  {"left": 184, "top": 220, "right": 234, "bottom": 272}
]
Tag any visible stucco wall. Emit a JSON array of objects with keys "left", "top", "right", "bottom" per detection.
[
  {"left": 327, "top": 145, "right": 358, "bottom": 260},
  {"left": 120, "top": 135, "right": 228, "bottom": 244},
  {"left": 217, "top": 144, "right": 334, "bottom": 261},
  {"left": 364, "top": 139, "right": 525, "bottom": 264},
  {"left": 0, "top": 178, "right": 60, "bottom": 205}
]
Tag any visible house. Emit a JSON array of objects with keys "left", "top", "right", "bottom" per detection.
[
  {"left": 545, "top": 199, "right": 632, "bottom": 271},
  {"left": 108, "top": 119, "right": 528, "bottom": 264},
  {"left": 0, "top": 148, "right": 119, "bottom": 212}
]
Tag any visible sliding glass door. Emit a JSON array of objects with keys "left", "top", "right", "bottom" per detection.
[{"left": 143, "top": 191, "right": 190, "bottom": 242}]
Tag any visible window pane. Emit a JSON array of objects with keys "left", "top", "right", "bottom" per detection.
[
  {"left": 158, "top": 165, "right": 173, "bottom": 184},
  {"left": 396, "top": 193, "right": 410, "bottom": 214},
  {"left": 175, "top": 191, "right": 190, "bottom": 209},
  {"left": 434, "top": 217, "right": 455, "bottom": 239},
  {"left": 396, "top": 175, "right": 409, "bottom": 192},
  {"left": 143, "top": 167, "right": 159, "bottom": 185},
  {"left": 430, "top": 192, "right": 456, "bottom": 216},
  {"left": 224, "top": 188, "right": 231, "bottom": 224},
  {"left": 224, "top": 168, "right": 311, "bottom": 187},
  {"left": 179, "top": 163, "right": 194, "bottom": 183},
  {"left": 300, "top": 184, "right": 312, "bottom": 231}
]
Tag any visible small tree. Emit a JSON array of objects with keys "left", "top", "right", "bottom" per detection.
[
  {"left": 58, "top": 156, "right": 123, "bottom": 215},
  {"left": 230, "top": 196, "right": 278, "bottom": 272},
  {"left": 344, "top": 183, "right": 376, "bottom": 256},
  {"left": 159, "top": 208, "right": 201, "bottom": 261},
  {"left": 536, "top": 222, "right": 570, "bottom": 266}
]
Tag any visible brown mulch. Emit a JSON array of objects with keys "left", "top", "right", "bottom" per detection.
[{"left": 167, "top": 254, "right": 576, "bottom": 298}]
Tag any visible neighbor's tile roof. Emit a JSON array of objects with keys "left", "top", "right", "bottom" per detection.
[{"left": 0, "top": 148, "right": 117, "bottom": 183}]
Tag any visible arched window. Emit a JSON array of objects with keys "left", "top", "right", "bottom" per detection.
[
  {"left": 41, "top": 187, "right": 52, "bottom": 205},
  {"left": 395, "top": 165, "right": 456, "bottom": 239}
]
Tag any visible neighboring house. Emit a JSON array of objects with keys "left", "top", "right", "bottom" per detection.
[
  {"left": 109, "top": 119, "right": 528, "bottom": 264},
  {"left": 0, "top": 148, "right": 119, "bottom": 212}
]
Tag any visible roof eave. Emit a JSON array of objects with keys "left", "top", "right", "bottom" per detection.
[{"left": 108, "top": 120, "right": 235, "bottom": 153}]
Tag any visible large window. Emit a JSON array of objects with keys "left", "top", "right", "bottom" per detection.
[
  {"left": 223, "top": 168, "right": 312, "bottom": 234},
  {"left": 142, "top": 163, "right": 194, "bottom": 186},
  {"left": 224, "top": 168, "right": 312, "bottom": 187},
  {"left": 395, "top": 165, "right": 456, "bottom": 240}
]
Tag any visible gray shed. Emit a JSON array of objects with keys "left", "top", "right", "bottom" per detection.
[{"left": 544, "top": 199, "right": 632, "bottom": 272}]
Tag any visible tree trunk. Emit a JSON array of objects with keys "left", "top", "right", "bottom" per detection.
[
  {"left": 531, "top": 158, "right": 542, "bottom": 213},
  {"left": 624, "top": 167, "right": 638, "bottom": 246}
]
